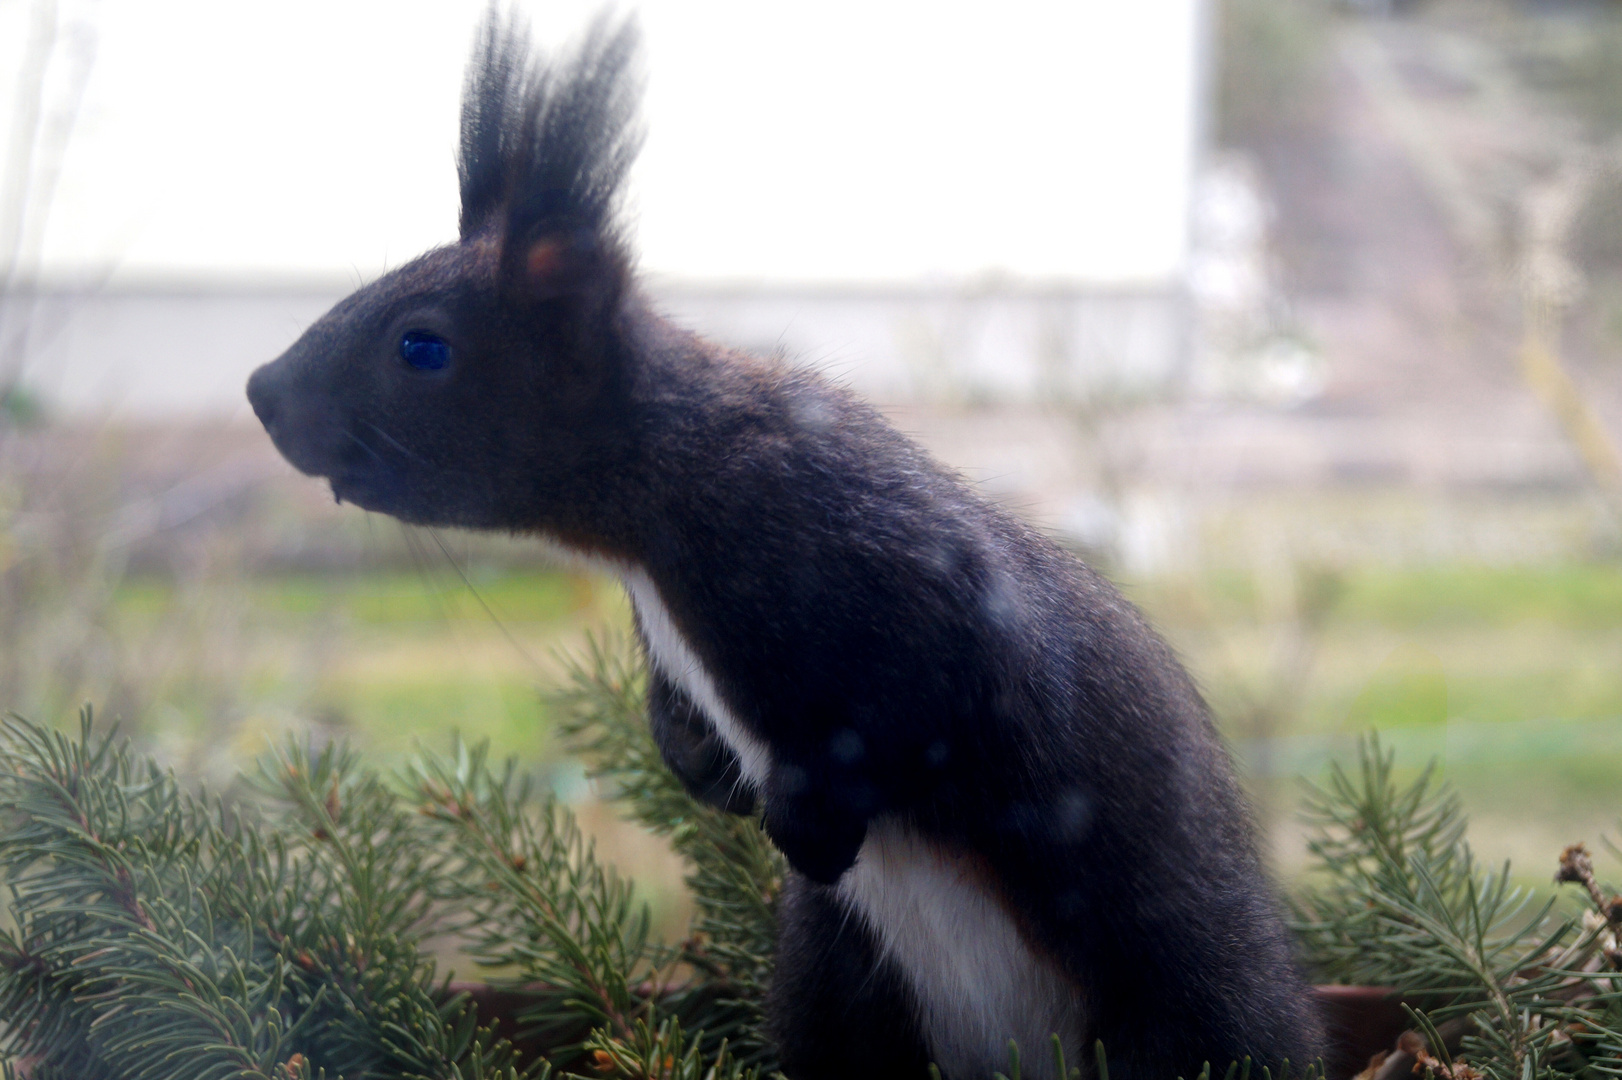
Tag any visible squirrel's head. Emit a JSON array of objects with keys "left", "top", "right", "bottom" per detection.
[{"left": 246, "top": 12, "right": 641, "bottom": 532}]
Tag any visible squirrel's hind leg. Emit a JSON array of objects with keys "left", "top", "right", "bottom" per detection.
[{"left": 768, "top": 871, "right": 931, "bottom": 1080}]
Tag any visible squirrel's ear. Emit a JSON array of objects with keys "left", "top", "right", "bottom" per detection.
[
  {"left": 524, "top": 236, "right": 571, "bottom": 280},
  {"left": 505, "top": 228, "right": 626, "bottom": 302}
]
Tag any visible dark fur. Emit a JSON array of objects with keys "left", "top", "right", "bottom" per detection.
[
  {"left": 769, "top": 876, "right": 932, "bottom": 1077},
  {"left": 247, "top": 12, "right": 1324, "bottom": 1078}
]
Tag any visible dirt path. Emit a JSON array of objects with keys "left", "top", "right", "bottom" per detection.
[{"left": 1196, "top": 8, "right": 1618, "bottom": 494}]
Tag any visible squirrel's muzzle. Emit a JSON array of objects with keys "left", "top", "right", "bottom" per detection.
[
  {"left": 245, "top": 363, "right": 280, "bottom": 431},
  {"left": 245, "top": 356, "right": 349, "bottom": 482}
]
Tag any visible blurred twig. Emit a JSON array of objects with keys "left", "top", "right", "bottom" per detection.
[
  {"left": 1, "top": 0, "right": 99, "bottom": 401},
  {"left": 1519, "top": 155, "right": 1622, "bottom": 518}
]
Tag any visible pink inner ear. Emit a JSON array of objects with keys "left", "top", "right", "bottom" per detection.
[{"left": 526, "top": 239, "right": 566, "bottom": 280}]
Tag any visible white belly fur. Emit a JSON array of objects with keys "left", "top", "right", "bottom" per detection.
[
  {"left": 622, "top": 570, "right": 1085, "bottom": 1079},
  {"left": 840, "top": 819, "right": 1085, "bottom": 1079},
  {"left": 622, "top": 567, "right": 773, "bottom": 789}
]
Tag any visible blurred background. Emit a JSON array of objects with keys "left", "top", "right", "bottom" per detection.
[{"left": 3, "top": 0, "right": 1621, "bottom": 924}]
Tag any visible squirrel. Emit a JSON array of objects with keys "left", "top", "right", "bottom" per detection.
[{"left": 246, "top": 12, "right": 1325, "bottom": 1080}]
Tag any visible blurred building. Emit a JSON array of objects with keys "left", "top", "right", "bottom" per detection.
[{"left": 3, "top": 276, "right": 1191, "bottom": 419}]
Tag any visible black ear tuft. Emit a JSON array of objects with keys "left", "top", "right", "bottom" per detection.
[
  {"left": 457, "top": 10, "right": 533, "bottom": 239},
  {"left": 457, "top": 6, "right": 642, "bottom": 282}
]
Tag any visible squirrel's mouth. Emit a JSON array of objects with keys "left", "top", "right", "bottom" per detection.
[
  {"left": 326, "top": 462, "right": 483, "bottom": 529},
  {"left": 326, "top": 465, "right": 405, "bottom": 516}
]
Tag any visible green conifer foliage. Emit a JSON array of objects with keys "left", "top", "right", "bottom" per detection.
[
  {"left": 0, "top": 636, "right": 778, "bottom": 1080},
  {"left": 1293, "top": 737, "right": 1622, "bottom": 1079},
  {"left": 0, "top": 708, "right": 542, "bottom": 1080},
  {"left": 4, "top": 645, "right": 1620, "bottom": 1079},
  {"left": 551, "top": 635, "right": 782, "bottom": 1067}
]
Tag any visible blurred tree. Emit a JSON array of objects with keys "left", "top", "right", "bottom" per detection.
[
  {"left": 1564, "top": 18, "right": 1622, "bottom": 141},
  {"left": 1214, "top": 0, "right": 1333, "bottom": 151},
  {"left": 1, "top": 0, "right": 99, "bottom": 411}
]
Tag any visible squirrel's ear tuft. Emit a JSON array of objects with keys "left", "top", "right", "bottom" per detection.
[
  {"left": 457, "top": 10, "right": 531, "bottom": 240},
  {"left": 457, "top": 7, "right": 641, "bottom": 299}
]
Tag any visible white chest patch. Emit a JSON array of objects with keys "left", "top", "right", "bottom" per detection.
[
  {"left": 620, "top": 569, "right": 1083, "bottom": 1078},
  {"left": 621, "top": 568, "right": 773, "bottom": 789},
  {"left": 839, "top": 820, "right": 1086, "bottom": 1080}
]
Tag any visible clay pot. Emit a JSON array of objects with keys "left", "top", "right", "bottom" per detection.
[
  {"left": 448, "top": 980, "right": 1416, "bottom": 1079},
  {"left": 1315, "top": 985, "right": 1440, "bottom": 1080}
]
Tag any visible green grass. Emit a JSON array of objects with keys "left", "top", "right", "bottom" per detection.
[
  {"left": 1335, "top": 563, "right": 1622, "bottom": 629},
  {"left": 105, "top": 558, "right": 1622, "bottom": 767},
  {"left": 1161, "top": 562, "right": 1622, "bottom": 631},
  {"left": 1127, "top": 562, "right": 1622, "bottom": 735},
  {"left": 226, "top": 568, "right": 594, "bottom": 623},
  {"left": 104, "top": 567, "right": 629, "bottom": 767},
  {"left": 94, "top": 558, "right": 1622, "bottom": 886},
  {"left": 1126, "top": 561, "right": 1622, "bottom": 878},
  {"left": 313, "top": 674, "right": 551, "bottom": 759}
]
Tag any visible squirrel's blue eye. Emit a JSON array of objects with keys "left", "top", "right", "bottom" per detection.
[{"left": 399, "top": 329, "right": 450, "bottom": 371}]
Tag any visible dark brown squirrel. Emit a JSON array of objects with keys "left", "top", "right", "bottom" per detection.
[{"left": 245, "top": 12, "right": 1324, "bottom": 1080}]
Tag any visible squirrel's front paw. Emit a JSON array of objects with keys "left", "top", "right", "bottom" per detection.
[{"left": 762, "top": 764, "right": 871, "bottom": 884}]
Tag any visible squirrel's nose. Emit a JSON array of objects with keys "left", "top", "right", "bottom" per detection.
[{"left": 246, "top": 363, "right": 280, "bottom": 430}]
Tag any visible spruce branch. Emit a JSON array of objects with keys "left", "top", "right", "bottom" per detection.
[
  {"left": 1293, "top": 734, "right": 1622, "bottom": 1079},
  {"left": 576, "top": 1015, "right": 756, "bottom": 1080},
  {"left": 0, "top": 687, "right": 765, "bottom": 1080},
  {"left": 550, "top": 634, "right": 782, "bottom": 1070},
  {"left": 404, "top": 736, "right": 665, "bottom": 1064},
  {"left": 0, "top": 708, "right": 541, "bottom": 1080},
  {"left": 29, "top": 666, "right": 1611, "bottom": 1078}
]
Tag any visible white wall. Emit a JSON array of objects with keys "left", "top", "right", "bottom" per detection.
[{"left": 6, "top": 0, "right": 1203, "bottom": 288}]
